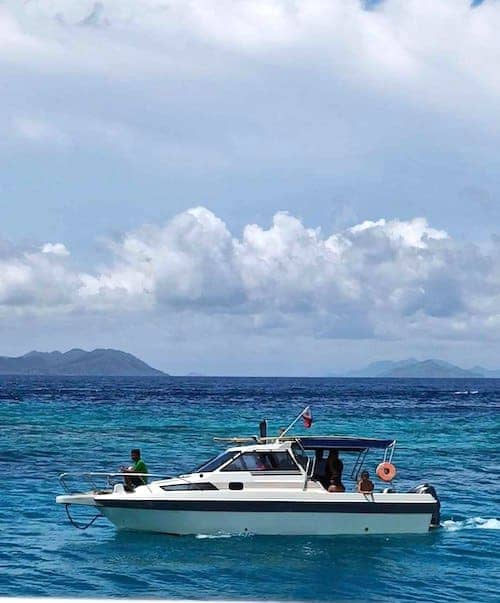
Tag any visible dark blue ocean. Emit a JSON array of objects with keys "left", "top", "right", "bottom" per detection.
[{"left": 1, "top": 376, "right": 498, "bottom": 601}]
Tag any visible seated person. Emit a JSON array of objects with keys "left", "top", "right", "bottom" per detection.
[
  {"left": 357, "top": 470, "right": 374, "bottom": 494},
  {"left": 253, "top": 453, "right": 272, "bottom": 471},
  {"left": 255, "top": 455, "right": 266, "bottom": 470},
  {"left": 120, "top": 448, "right": 148, "bottom": 490},
  {"left": 327, "top": 477, "right": 346, "bottom": 493}
]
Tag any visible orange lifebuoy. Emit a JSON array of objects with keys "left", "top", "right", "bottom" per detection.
[{"left": 376, "top": 462, "right": 397, "bottom": 482}]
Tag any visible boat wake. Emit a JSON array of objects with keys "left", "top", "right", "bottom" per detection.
[
  {"left": 454, "top": 390, "right": 479, "bottom": 395},
  {"left": 441, "top": 517, "right": 500, "bottom": 531}
]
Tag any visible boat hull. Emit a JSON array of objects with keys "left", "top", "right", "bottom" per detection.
[{"left": 96, "top": 498, "right": 436, "bottom": 535}]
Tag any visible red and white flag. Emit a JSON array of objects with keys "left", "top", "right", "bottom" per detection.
[{"left": 302, "top": 407, "right": 313, "bottom": 428}]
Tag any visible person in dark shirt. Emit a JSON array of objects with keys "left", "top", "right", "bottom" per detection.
[
  {"left": 325, "top": 450, "right": 344, "bottom": 488},
  {"left": 120, "top": 448, "right": 148, "bottom": 489},
  {"left": 357, "top": 470, "right": 374, "bottom": 493}
]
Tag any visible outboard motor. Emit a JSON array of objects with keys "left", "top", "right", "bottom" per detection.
[{"left": 409, "top": 483, "right": 441, "bottom": 527}]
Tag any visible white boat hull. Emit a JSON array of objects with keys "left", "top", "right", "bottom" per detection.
[
  {"left": 95, "top": 494, "right": 437, "bottom": 535},
  {"left": 99, "top": 507, "right": 432, "bottom": 535}
]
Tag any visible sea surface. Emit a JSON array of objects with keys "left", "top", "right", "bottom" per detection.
[{"left": 0, "top": 376, "right": 499, "bottom": 601}]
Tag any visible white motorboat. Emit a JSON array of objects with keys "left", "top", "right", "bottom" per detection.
[{"left": 56, "top": 411, "right": 440, "bottom": 536}]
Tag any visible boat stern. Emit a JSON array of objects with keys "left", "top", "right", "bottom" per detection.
[{"left": 409, "top": 483, "right": 441, "bottom": 528}]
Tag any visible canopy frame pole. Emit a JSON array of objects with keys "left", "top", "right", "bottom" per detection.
[
  {"left": 383, "top": 442, "right": 397, "bottom": 463},
  {"left": 350, "top": 448, "right": 368, "bottom": 481},
  {"left": 278, "top": 405, "right": 310, "bottom": 440}
]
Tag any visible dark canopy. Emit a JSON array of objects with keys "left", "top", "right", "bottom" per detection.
[{"left": 295, "top": 436, "right": 395, "bottom": 451}]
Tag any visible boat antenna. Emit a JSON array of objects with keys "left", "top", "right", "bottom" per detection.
[{"left": 278, "top": 405, "right": 310, "bottom": 440}]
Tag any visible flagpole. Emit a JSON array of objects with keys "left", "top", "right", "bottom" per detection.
[{"left": 278, "top": 405, "right": 310, "bottom": 439}]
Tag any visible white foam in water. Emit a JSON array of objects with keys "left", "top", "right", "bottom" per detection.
[
  {"left": 195, "top": 533, "right": 235, "bottom": 539},
  {"left": 441, "top": 517, "right": 500, "bottom": 531},
  {"left": 195, "top": 531, "right": 254, "bottom": 539}
]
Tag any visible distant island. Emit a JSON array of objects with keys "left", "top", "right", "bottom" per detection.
[
  {"left": 0, "top": 349, "right": 167, "bottom": 376},
  {"left": 338, "top": 358, "right": 500, "bottom": 379}
]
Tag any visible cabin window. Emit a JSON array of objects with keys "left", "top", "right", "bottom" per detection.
[
  {"left": 160, "top": 483, "right": 218, "bottom": 491},
  {"left": 222, "top": 452, "right": 300, "bottom": 472},
  {"left": 222, "top": 455, "right": 246, "bottom": 471},
  {"left": 194, "top": 451, "right": 237, "bottom": 473}
]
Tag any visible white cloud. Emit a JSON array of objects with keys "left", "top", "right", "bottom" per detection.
[
  {"left": 2, "top": 208, "right": 500, "bottom": 344},
  {"left": 1, "top": 1, "right": 500, "bottom": 351},
  {"left": 348, "top": 218, "right": 448, "bottom": 248},
  {"left": 2, "top": 0, "right": 500, "bottom": 256},
  {"left": 41, "top": 242, "right": 70, "bottom": 256},
  {"left": 0, "top": 245, "right": 76, "bottom": 311},
  {"left": 1, "top": 0, "right": 500, "bottom": 162},
  {"left": 2, "top": 2, "right": 496, "bottom": 97},
  {"left": 78, "top": 207, "right": 243, "bottom": 309}
]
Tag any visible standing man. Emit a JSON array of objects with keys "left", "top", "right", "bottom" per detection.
[
  {"left": 325, "top": 449, "right": 344, "bottom": 489},
  {"left": 121, "top": 448, "right": 148, "bottom": 489}
]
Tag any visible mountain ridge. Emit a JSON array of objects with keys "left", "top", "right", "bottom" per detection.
[
  {"left": 340, "top": 358, "right": 491, "bottom": 378},
  {"left": 0, "top": 348, "right": 167, "bottom": 376}
]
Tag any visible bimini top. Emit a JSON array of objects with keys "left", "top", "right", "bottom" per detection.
[
  {"left": 214, "top": 435, "right": 396, "bottom": 451},
  {"left": 292, "top": 436, "right": 396, "bottom": 451}
]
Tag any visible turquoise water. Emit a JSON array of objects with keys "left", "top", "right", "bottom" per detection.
[{"left": 0, "top": 376, "right": 498, "bottom": 601}]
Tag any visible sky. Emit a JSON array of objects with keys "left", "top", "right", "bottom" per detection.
[{"left": 1, "top": 0, "right": 500, "bottom": 375}]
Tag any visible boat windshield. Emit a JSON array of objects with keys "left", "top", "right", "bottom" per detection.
[
  {"left": 222, "top": 451, "right": 300, "bottom": 472},
  {"left": 193, "top": 451, "right": 237, "bottom": 473}
]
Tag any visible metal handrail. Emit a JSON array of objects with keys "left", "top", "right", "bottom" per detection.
[{"left": 59, "top": 471, "right": 176, "bottom": 494}]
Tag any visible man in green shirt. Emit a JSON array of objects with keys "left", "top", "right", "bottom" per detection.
[{"left": 121, "top": 448, "right": 148, "bottom": 489}]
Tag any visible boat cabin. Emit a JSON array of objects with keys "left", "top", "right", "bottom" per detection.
[{"left": 177, "top": 436, "right": 396, "bottom": 492}]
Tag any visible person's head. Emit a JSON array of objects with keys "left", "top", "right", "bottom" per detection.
[
  {"left": 328, "top": 450, "right": 339, "bottom": 459},
  {"left": 360, "top": 470, "right": 369, "bottom": 480},
  {"left": 131, "top": 448, "right": 141, "bottom": 462}
]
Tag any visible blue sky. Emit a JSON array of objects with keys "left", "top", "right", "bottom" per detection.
[{"left": 1, "top": 0, "right": 500, "bottom": 375}]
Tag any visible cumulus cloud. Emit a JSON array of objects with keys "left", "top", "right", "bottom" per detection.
[
  {"left": 2, "top": 208, "right": 500, "bottom": 342},
  {"left": 41, "top": 242, "right": 70, "bottom": 256},
  {"left": 0, "top": 243, "right": 76, "bottom": 311}
]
